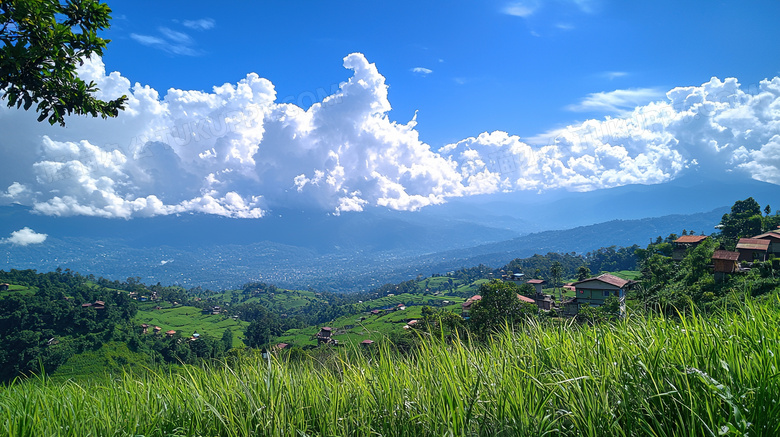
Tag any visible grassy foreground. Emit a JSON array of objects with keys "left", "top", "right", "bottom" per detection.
[{"left": 2, "top": 298, "right": 779, "bottom": 436}]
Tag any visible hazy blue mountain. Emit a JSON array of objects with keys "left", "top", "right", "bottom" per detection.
[{"left": 1, "top": 173, "right": 775, "bottom": 291}]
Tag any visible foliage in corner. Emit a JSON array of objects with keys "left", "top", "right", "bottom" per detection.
[{"left": 0, "top": 0, "right": 127, "bottom": 125}]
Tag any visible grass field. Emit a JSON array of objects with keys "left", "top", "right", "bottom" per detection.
[
  {"left": 0, "top": 283, "right": 36, "bottom": 296},
  {"left": 274, "top": 293, "right": 465, "bottom": 347},
  {"left": 2, "top": 295, "right": 778, "bottom": 436},
  {"left": 133, "top": 302, "right": 248, "bottom": 347},
  {"left": 49, "top": 342, "right": 153, "bottom": 382}
]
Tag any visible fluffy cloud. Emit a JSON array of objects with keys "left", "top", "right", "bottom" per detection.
[
  {"left": 4, "top": 228, "right": 47, "bottom": 246},
  {"left": 1, "top": 54, "right": 780, "bottom": 219}
]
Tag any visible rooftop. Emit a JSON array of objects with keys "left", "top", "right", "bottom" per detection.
[
  {"left": 712, "top": 250, "right": 740, "bottom": 261},
  {"left": 736, "top": 238, "right": 771, "bottom": 251},
  {"left": 573, "top": 273, "right": 631, "bottom": 288},
  {"left": 674, "top": 235, "right": 709, "bottom": 244},
  {"left": 753, "top": 231, "right": 780, "bottom": 241}
]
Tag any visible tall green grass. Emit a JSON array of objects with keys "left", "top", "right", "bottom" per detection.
[{"left": 1, "top": 297, "right": 779, "bottom": 436}]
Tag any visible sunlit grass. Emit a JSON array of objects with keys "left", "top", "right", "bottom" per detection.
[{"left": 2, "top": 297, "right": 779, "bottom": 436}]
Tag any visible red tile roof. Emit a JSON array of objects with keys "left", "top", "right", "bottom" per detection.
[
  {"left": 526, "top": 279, "right": 546, "bottom": 284},
  {"left": 361, "top": 340, "right": 374, "bottom": 344},
  {"left": 320, "top": 326, "right": 332, "bottom": 331},
  {"left": 736, "top": 238, "right": 770, "bottom": 251},
  {"left": 675, "top": 235, "right": 708, "bottom": 244},
  {"left": 517, "top": 294, "right": 535, "bottom": 304},
  {"left": 712, "top": 250, "right": 740, "bottom": 261},
  {"left": 462, "top": 295, "right": 482, "bottom": 309}
]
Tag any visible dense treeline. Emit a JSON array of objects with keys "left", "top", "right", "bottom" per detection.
[
  {"left": 0, "top": 269, "right": 136, "bottom": 381},
  {"left": 0, "top": 270, "right": 238, "bottom": 382}
]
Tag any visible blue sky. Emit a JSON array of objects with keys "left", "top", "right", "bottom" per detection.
[
  {"left": 102, "top": 0, "right": 780, "bottom": 146},
  {"left": 1, "top": 0, "right": 780, "bottom": 221}
]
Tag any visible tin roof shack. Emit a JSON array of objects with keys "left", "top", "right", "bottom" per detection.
[
  {"left": 526, "top": 279, "right": 546, "bottom": 294},
  {"left": 752, "top": 230, "right": 780, "bottom": 257},
  {"left": 315, "top": 326, "right": 338, "bottom": 346},
  {"left": 673, "top": 235, "right": 709, "bottom": 261},
  {"left": 565, "top": 274, "right": 632, "bottom": 316},
  {"left": 712, "top": 250, "right": 740, "bottom": 281},
  {"left": 526, "top": 279, "right": 553, "bottom": 310},
  {"left": 736, "top": 238, "right": 770, "bottom": 263},
  {"left": 0, "top": 283, "right": 9, "bottom": 291}
]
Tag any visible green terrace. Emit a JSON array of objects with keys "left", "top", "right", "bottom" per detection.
[
  {"left": 274, "top": 294, "right": 465, "bottom": 347},
  {"left": 133, "top": 301, "right": 248, "bottom": 347}
]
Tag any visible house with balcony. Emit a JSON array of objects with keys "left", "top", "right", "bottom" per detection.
[{"left": 562, "top": 274, "right": 632, "bottom": 316}]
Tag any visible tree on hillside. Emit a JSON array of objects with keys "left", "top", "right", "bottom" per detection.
[
  {"left": 468, "top": 280, "right": 536, "bottom": 339},
  {"left": 576, "top": 265, "right": 591, "bottom": 281},
  {"left": 0, "top": 0, "right": 127, "bottom": 125},
  {"left": 719, "top": 197, "right": 763, "bottom": 242},
  {"left": 550, "top": 261, "right": 563, "bottom": 299},
  {"left": 221, "top": 329, "right": 233, "bottom": 351}
]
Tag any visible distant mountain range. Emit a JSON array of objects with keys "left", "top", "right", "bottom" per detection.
[{"left": 1, "top": 173, "right": 777, "bottom": 291}]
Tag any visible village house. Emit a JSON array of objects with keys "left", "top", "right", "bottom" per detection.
[
  {"left": 526, "top": 279, "right": 546, "bottom": 294},
  {"left": 752, "top": 229, "right": 780, "bottom": 257},
  {"left": 736, "top": 238, "right": 770, "bottom": 262},
  {"left": 563, "top": 274, "right": 632, "bottom": 316},
  {"left": 672, "top": 235, "right": 709, "bottom": 261},
  {"left": 509, "top": 273, "right": 525, "bottom": 281},
  {"left": 712, "top": 250, "right": 741, "bottom": 281},
  {"left": 315, "top": 326, "right": 338, "bottom": 345},
  {"left": 526, "top": 279, "right": 554, "bottom": 310},
  {"left": 165, "top": 330, "right": 176, "bottom": 337},
  {"left": 0, "top": 283, "right": 10, "bottom": 291}
]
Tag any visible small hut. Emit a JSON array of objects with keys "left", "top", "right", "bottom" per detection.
[
  {"left": 316, "top": 327, "right": 336, "bottom": 345},
  {"left": 713, "top": 250, "right": 740, "bottom": 281}
]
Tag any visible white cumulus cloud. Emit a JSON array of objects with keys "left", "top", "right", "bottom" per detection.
[
  {"left": 1, "top": 55, "right": 780, "bottom": 219},
  {"left": 4, "top": 227, "right": 48, "bottom": 246}
]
